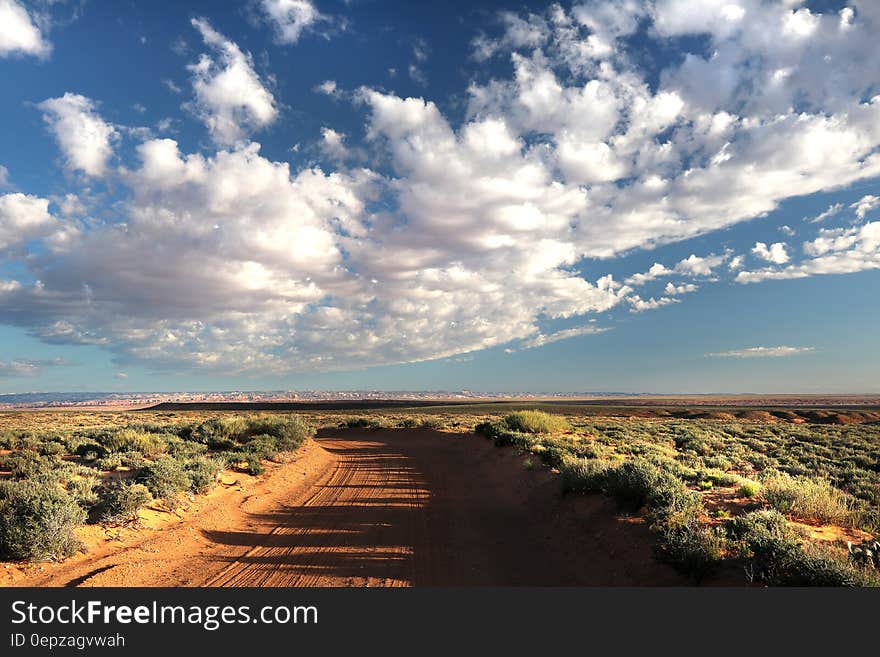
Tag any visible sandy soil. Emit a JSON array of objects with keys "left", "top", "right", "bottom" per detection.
[{"left": 3, "top": 429, "right": 685, "bottom": 587}]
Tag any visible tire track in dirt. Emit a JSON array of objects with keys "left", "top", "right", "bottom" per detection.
[
  {"left": 5, "top": 429, "right": 688, "bottom": 587},
  {"left": 197, "top": 429, "right": 686, "bottom": 586},
  {"left": 202, "top": 438, "right": 430, "bottom": 587}
]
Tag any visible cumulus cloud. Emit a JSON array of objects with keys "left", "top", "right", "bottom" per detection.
[
  {"left": 663, "top": 282, "right": 697, "bottom": 295},
  {"left": 626, "top": 253, "right": 726, "bottom": 285},
  {"left": 0, "top": 193, "right": 59, "bottom": 251},
  {"left": 628, "top": 295, "right": 679, "bottom": 313},
  {"left": 752, "top": 241, "right": 790, "bottom": 264},
  {"left": 851, "top": 194, "right": 880, "bottom": 220},
  {"left": 259, "top": 0, "right": 327, "bottom": 44},
  {"left": 0, "top": 0, "right": 50, "bottom": 58},
  {"left": 38, "top": 94, "right": 117, "bottom": 177},
  {"left": 737, "top": 222, "right": 880, "bottom": 283},
  {"left": 188, "top": 18, "right": 278, "bottom": 145},
  {"left": 3, "top": 1, "right": 880, "bottom": 374},
  {"left": 319, "top": 127, "right": 350, "bottom": 161},
  {"left": 707, "top": 346, "right": 815, "bottom": 358}
]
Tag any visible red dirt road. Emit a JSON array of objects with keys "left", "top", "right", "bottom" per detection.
[{"left": 4, "top": 430, "right": 685, "bottom": 587}]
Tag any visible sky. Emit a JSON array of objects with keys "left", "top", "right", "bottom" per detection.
[{"left": 0, "top": 0, "right": 879, "bottom": 394}]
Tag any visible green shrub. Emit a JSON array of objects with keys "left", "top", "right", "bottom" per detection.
[
  {"left": 339, "top": 417, "right": 383, "bottom": 430},
  {"left": 98, "top": 482, "right": 153, "bottom": 526},
  {"left": 656, "top": 519, "right": 724, "bottom": 581},
  {"left": 74, "top": 442, "right": 110, "bottom": 462},
  {"left": 66, "top": 474, "right": 100, "bottom": 508},
  {"left": 243, "top": 434, "right": 280, "bottom": 460},
  {"left": 560, "top": 458, "right": 611, "bottom": 493},
  {"left": 38, "top": 441, "right": 66, "bottom": 457},
  {"left": 136, "top": 458, "right": 192, "bottom": 503},
  {"left": 397, "top": 418, "right": 418, "bottom": 429},
  {"left": 164, "top": 436, "right": 208, "bottom": 459},
  {"left": 102, "top": 430, "right": 167, "bottom": 458},
  {"left": 419, "top": 417, "right": 446, "bottom": 430},
  {"left": 245, "top": 455, "right": 264, "bottom": 475},
  {"left": 602, "top": 460, "right": 668, "bottom": 510},
  {"left": 761, "top": 471, "right": 853, "bottom": 525},
  {"left": 2, "top": 450, "right": 52, "bottom": 479},
  {"left": 0, "top": 482, "right": 86, "bottom": 561},
  {"left": 185, "top": 456, "right": 223, "bottom": 494},
  {"left": 738, "top": 479, "right": 761, "bottom": 498},
  {"left": 503, "top": 410, "right": 570, "bottom": 434}
]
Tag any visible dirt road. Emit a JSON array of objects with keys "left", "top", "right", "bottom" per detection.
[{"left": 4, "top": 430, "right": 684, "bottom": 587}]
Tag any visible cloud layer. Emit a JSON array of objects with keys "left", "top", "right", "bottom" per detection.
[{"left": 1, "top": 1, "right": 879, "bottom": 374}]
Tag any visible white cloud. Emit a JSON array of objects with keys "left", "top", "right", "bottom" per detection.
[
  {"left": 0, "top": 0, "right": 50, "bottom": 58},
  {"left": 319, "top": 127, "right": 350, "bottom": 161},
  {"left": 0, "top": 193, "right": 58, "bottom": 251},
  {"left": 626, "top": 252, "right": 726, "bottom": 285},
  {"left": 0, "top": 164, "right": 9, "bottom": 188},
  {"left": 663, "top": 281, "right": 697, "bottom": 295},
  {"left": 315, "top": 79, "right": 339, "bottom": 97},
  {"left": 628, "top": 295, "right": 679, "bottom": 313},
  {"left": 851, "top": 194, "right": 880, "bottom": 220},
  {"left": 805, "top": 202, "right": 843, "bottom": 223},
  {"left": 752, "top": 241, "right": 790, "bottom": 264},
  {"left": 0, "top": 357, "right": 68, "bottom": 377},
  {"left": 707, "top": 346, "right": 815, "bottom": 358},
  {"left": 259, "top": 0, "right": 327, "bottom": 44},
  {"left": 737, "top": 221, "right": 880, "bottom": 283},
  {"left": 38, "top": 93, "right": 117, "bottom": 177},
  {"left": 517, "top": 325, "right": 609, "bottom": 350},
  {"left": 779, "top": 224, "right": 795, "bottom": 236},
  {"left": 3, "top": 1, "right": 880, "bottom": 375},
  {"left": 188, "top": 18, "right": 278, "bottom": 146}
]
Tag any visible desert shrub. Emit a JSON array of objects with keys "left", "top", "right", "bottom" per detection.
[
  {"left": 66, "top": 473, "right": 100, "bottom": 508},
  {"left": 206, "top": 435, "right": 237, "bottom": 451},
  {"left": 190, "top": 416, "right": 249, "bottom": 444},
  {"left": 93, "top": 453, "right": 124, "bottom": 471},
  {"left": 503, "top": 410, "right": 570, "bottom": 434},
  {"left": 474, "top": 420, "right": 506, "bottom": 438},
  {"left": 0, "top": 481, "right": 86, "bottom": 561},
  {"left": 720, "top": 509, "right": 870, "bottom": 585},
  {"left": 560, "top": 458, "right": 612, "bottom": 493},
  {"left": 339, "top": 417, "right": 383, "bottom": 430},
  {"left": 98, "top": 482, "right": 152, "bottom": 526},
  {"left": 38, "top": 441, "right": 66, "bottom": 457},
  {"left": 760, "top": 471, "right": 853, "bottom": 525},
  {"left": 135, "top": 458, "right": 192, "bottom": 503},
  {"left": 75, "top": 442, "right": 107, "bottom": 461},
  {"left": 645, "top": 477, "right": 703, "bottom": 527},
  {"left": 245, "top": 454, "right": 264, "bottom": 475},
  {"left": 119, "top": 451, "right": 146, "bottom": 469},
  {"left": 185, "top": 456, "right": 223, "bottom": 494},
  {"left": 245, "top": 416, "right": 311, "bottom": 450},
  {"left": 2, "top": 450, "right": 53, "bottom": 479},
  {"left": 419, "top": 417, "right": 446, "bottom": 430},
  {"left": 738, "top": 479, "right": 761, "bottom": 498},
  {"left": 212, "top": 451, "right": 246, "bottom": 468},
  {"left": 243, "top": 435, "right": 279, "bottom": 460},
  {"left": 164, "top": 437, "right": 208, "bottom": 459},
  {"left": 602, "top": 460, "right": 668, "bottom": 510},
  {"left": 655, "top": 519, "right": 724, "bottom": 580},
  {"left": 101, "top": 429, "right": 167, "bottom": 458},
  {"left": 397, "top": 418, "right": 418, "bottom": 429}
]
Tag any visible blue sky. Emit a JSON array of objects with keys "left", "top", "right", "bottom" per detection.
[{"left": 0, "top": 0, "right": 878, "bottom": 394}]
